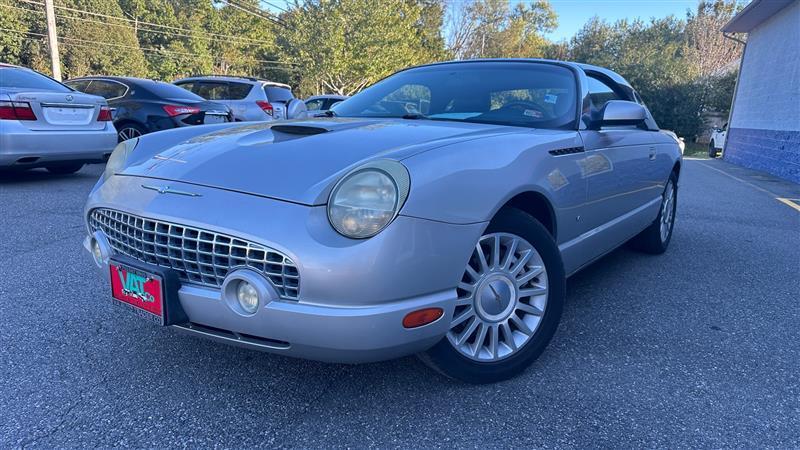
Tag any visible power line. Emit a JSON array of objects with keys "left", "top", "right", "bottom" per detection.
[
  {"left": 0, "top": 27, "right": 300, "bottom": 71},
  {"left": 221, "top": 0, "right": 287, "bottom": 28},
  {"left": 15, "top": 0, "right": 274, "bottom": 45},
  {"left": 260, "top": 0, "right": 289, "bottom": 14},
  {"left": 0, "top": 2, "right": 297, "bottom": 60}
]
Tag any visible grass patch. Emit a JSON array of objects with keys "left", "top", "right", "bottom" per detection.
[{"left": 683, "top": 142, "right": 709, "bottom": 158}]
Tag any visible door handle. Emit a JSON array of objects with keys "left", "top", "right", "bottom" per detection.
[{"left": 648, "top": 147, "right": 656, "bottom": 161}]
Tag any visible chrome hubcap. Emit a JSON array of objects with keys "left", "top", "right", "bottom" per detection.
[
  {"left": 660, "top": 180, "right": 676, "bottom": 242},
  {"left": 447, "top": 233, "right": 548, "bottom": 362}
]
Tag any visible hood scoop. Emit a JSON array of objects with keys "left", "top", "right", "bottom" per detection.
[
  {"left": 271, "top": 124, "right": 330, "bottom": 136},
  {"left": 235, "top": 124, "right": 332, "bottom": 146},
  {"left": 264, "top": 124, "right": 332, "bottom": 144}
]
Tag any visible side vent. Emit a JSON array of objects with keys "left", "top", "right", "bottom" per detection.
[{"left": 549, "top": 146, "right": 585, "bottom": 156}]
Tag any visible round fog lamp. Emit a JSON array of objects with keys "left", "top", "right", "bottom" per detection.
[{"left": 236, "top": 281, "right": 260, "bottom": 314}]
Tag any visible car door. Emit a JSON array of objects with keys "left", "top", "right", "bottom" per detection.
[{"left": 578, "top": 73, "right": 661, "bottom": 252}]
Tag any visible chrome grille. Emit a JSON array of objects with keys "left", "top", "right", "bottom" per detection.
[{"left": 88, "top": 208, "right": 299, "bottom": 300}]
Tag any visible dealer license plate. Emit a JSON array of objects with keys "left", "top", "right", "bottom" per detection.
[{"left": 109, "top": 262, "right": 165, "bottom": 325}]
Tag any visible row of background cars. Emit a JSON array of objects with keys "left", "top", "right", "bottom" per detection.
[
  {"left": 0, "top": 64, "right": 344, "bottom": 173},
  {"left": 2, "top": 63, "right": 689, "bottom": 175}
]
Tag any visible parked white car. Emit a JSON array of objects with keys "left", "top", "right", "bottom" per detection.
[
  {"left": 709, "top": 123, "right": 727, "bottom": 158},
  {"left": 173, "top": 75, "right": 306, "bottom": 122}
]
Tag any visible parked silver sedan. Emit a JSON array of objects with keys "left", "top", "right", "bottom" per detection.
[
  {"left": 0, "top": 64, "right": 117, "bottom": 173},
  {"left": 83, "top": 59, "right": 681, "bottom": 383}
]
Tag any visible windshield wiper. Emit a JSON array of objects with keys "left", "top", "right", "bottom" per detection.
[{"left": 322, "top": 109, "right": 337, "bottom": 117}]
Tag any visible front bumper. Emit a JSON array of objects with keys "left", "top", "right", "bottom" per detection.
[
  {"left": 85, "top": 175, "right": 485, "bottom": 363},
  {"left": 0, "top": 121, "right": 117, "bottom": 168},
  {"left": 173, "top": 284, "right": 454, "bottom": 363}
]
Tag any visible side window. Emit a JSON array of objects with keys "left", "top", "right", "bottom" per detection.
[
  {"left": 586, "top": 76, "right": 623, "bottom": 109},
  {"left": 87, "top": 80, "right": 127, "bottom": 99},
  {"left": 227, "top": 82, "right": 252, "bottom": 100},
  {"left": 175, "top": 81, "right": 196, "bottom": 93},
  {"left": 194, "top": 82, "right": 229, "bottom": 100},
  {"left": 305, "top": 99, "right": 323, "bottom": 111},
  {"left": 65, "top": 79, "right": 90, "bottom": 92}
]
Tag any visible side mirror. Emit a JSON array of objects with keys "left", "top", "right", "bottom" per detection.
[{"left": 595, "top": 100, "right": 647, "bottom": 128}]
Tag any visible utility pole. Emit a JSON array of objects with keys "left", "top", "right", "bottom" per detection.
[{"left": 43, "top": 0, "right": 62, "bottom": 81}]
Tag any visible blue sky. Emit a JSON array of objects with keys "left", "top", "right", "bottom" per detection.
[{"left": 544, "top": 0, "right": 698, "bottom": 41}]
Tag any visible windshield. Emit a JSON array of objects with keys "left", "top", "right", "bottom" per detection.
[
  {"left": 0, "top": 67, "right": 72, "bottom": 92},
  {"left": 333, "top": 62, "right": 578, "bottom": 129}
]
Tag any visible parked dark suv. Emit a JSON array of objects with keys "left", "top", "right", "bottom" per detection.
[{"left": 64, "top": 76, "right": 232, "bottom": 141}]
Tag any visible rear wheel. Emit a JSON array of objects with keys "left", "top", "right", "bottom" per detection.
[
  {"left": 420, "top": 208, "right": 565, "bottom": 384},
  {"left": 45, "top": 163, "right": 84, "bottom": 175},
  {"left": 117, "top": 123, "right": 146, "bottom": 142}
]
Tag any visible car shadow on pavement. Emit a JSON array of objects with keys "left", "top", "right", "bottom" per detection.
[{"left": 0, "top": 165, "right": 103, "bottom": 184}]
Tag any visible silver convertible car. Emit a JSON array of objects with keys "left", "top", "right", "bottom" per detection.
[{"left": 83, "top": 59, "right": 680, "bottom": 383}]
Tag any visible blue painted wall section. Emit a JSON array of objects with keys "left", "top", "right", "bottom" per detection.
[{"left": 724, "top": 128, "right": 800, "bottom": 184}]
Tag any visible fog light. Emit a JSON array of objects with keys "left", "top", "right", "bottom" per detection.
[
  {"left": 236, "top": 281, "right": 260, "bottom": 314},
  {"left": 86, "top": 231, "right": 112, "bottom": 268},
  {"left": 91, "top": 238, "right": 103, "bottom": 266},
  {"left": 222, "top": 269, "right": 277, "bottom": 316}
]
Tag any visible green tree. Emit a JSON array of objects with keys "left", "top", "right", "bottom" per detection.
[
  {"left": 57, "top": 0, "right": 148, "bottom": 79},
  {"left": 0, "top": 2, "right": 34, "bottom": 66},
  {"left": 447, "top": 0, "right": 556, "bottom": 59},
  {"left": 279, "top": 0, "right": 441, "bottom": 96}
]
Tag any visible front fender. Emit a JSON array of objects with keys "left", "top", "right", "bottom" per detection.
[{"left": 398, "top": 130, "right": 585, "bottom": 229}]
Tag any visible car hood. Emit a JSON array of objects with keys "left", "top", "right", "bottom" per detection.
[{"left": 120, "top": 118, "right": 521, "bottom": 205}]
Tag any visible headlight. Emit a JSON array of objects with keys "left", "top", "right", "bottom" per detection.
[
  {"left": 328, "top": 160, "right": 410, "bottom": 239},
  {"left": 103, "top": 137, "right": 139, "bottom": 180}
]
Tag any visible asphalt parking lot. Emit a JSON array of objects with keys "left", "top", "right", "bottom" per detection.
[{"left": 1, "top": 159, "right": 798, "bottom": 448}]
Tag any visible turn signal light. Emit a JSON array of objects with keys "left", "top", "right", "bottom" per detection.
[
  {"left": 0, "top": 101, "right": 37, "bottom": 121},
  {"left": 402, "top": 308, "right": 444, "bottom": 329},
  {"left": 162, "top": 104, "right": 201, "bottom": 117}
]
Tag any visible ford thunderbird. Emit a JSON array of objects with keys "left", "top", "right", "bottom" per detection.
[{"left": 84, "top": 59, "right": 681, "bottom": 383}]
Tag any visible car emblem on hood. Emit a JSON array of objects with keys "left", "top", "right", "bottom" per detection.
[
  {"left": 65, "top": 94, "right": 73, "bottom": 102},
  {"left": 142, "top": 185, "right": 202, "bottom": 197}
]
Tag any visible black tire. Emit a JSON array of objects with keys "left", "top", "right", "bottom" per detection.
[
  {"left": 708, "top": 141, "right": 717, "bottom": 158},
  {"left": 630, "top": 172, "right": 678, "bottom": 254},
  {"left": 116, "top": 122, "right": 146, "bottom": 142},
  {"left": 420, "top": 208, "right": 565, "bottom": 384},
  {"left": 45, "top": 163, "right": 84, "bottom": 175}
]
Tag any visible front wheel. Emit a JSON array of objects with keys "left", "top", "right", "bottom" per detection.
[
  {"left": 708, "top": 141, "right": 717, "bottom": 158},
  {"left": 420, "top": 208, "right": 565, "bottom": 384}
]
